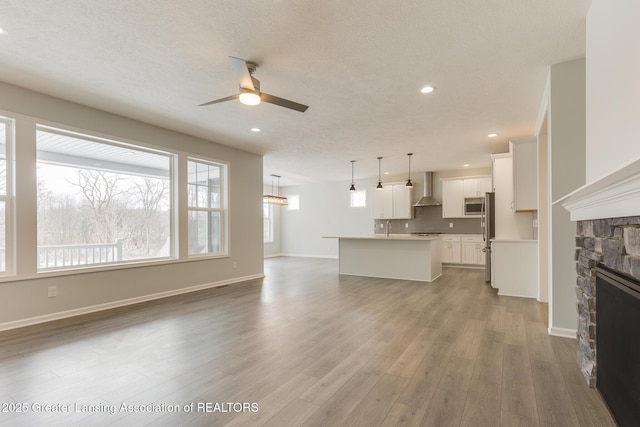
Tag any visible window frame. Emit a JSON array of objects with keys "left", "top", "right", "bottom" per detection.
[
  {"left": 186, "top": 157, "right": 229, "bottom": 258},
  {"left": 287, "top": 194, "right": 300, "bottom": 211},
  {"left": 0, "top": 113, "right": 239, "bottom": 282},
  {"left": 0, "top": 116, "right": 15, "bottom": 276},
  {"left": 350, "top": 189, "right": 367, "bottom": 208},
  {"left": 34, "top": 125, "right": 177, "bottom": 272},
  {"left": 263, "top": 201, "right": 274, "bottom": 243}
]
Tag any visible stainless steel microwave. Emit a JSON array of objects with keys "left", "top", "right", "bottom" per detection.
[{"left": 464, "top": 198, "right": 483, "bottom": 216}]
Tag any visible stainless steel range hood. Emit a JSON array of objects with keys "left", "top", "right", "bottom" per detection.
[{"left": 414, "top": 172, "right": 441, "bottom": 206}]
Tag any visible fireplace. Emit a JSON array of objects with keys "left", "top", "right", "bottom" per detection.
[
  {"left": 595, "top": 266, "right": 640, "bottom": 426},
  {"left": 575, "top": 216, "right": 640, "bottom": 389}
]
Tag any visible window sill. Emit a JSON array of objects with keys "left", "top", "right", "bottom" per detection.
[{"left": 0, "top": 254, "right": 231, "bottom": 283}]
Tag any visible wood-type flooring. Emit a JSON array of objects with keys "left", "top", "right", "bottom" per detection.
[{"left": 0, "top": 257, "right": 616, "bottom": 426}]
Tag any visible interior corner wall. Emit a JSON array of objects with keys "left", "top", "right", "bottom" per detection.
[
  {"left": 586, "top": 0, "right": 640, "bottom": 182},
  {"left": 548, "top": 59, "right": 586, "bottom": 333},
  {"left": 281, "top": 180, "right": 373, "bottom": 258},
  {"left": 0, "top": 81, "right": 264, "bottom": 328}
]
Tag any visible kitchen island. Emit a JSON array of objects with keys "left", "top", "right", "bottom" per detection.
[{"left": 324, "top": 235, "right": 442, "bottom": 282}]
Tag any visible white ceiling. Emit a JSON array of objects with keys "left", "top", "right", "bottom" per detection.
[{"left": 0, "top": 0, "right": 590, "bottom": 187}]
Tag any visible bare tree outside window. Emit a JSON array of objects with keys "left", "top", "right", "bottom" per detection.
[
  {"left": 36, "top": 127, "right": 173, "bottom": 270},
  {"left": 70, "top": 170, "right": 123, "bottom": 244}
]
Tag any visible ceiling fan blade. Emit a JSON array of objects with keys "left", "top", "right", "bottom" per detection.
[
  {"left": 198, "top": 94, "right": 239, "bottom": 107},
  {"left": 261, "top": 93, "right": 309, "bottom": 112},
  {"left": 229, "top": 56, "right": 255, "bottom": 91}
]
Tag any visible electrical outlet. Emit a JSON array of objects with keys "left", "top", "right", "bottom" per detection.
[
  {"left": 449, "top": 222, "right": 454, "bottom": 228},
  {"left": 380, "top": 223, "right": 384, "bottom": 228},
  {"left": 47, "top": 286, "right": 57, "bottom": 298},
  {"left": 232, "top": 261, "right": 238, "bottom": 269},
  {"left": 405, "top": 222, "right": 409, "bottom": 229}
]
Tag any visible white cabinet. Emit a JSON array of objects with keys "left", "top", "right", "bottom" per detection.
[
  {"left": 491, "top": 153, "right": 535, "bottom": 240},
  {"left": 463, "top": 177, "right": 492, "bottom": 198},
  {"left": 442, "top": 234, "right": 485, "bottom": 265},
  {"left": 442, "top": 180, "right": 464, "bottom": 218},
  {"left": 392, "top": 184, "right": 412, "bottom": 219},
  {"left": 510, "top": 137, "right": 537, "bottom": 212},
  {"left": 461, "top": 235, "right": 485, "bottom": 265},
  {"left": 371, "top": 183, "right": 412, "bottom": 219},
  {"left": 441, "top": 236, "right": 462, "bottom": 264},
  {"left": 371, "top": 186, "right": 393, "bottom": 219},
  {"left": 491, "top": 240, "right": 538, "bottom": 298},
  {"left": 442, "top": 176, "right": 492, "bottom": 218}
]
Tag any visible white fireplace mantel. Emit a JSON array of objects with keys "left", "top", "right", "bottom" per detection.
[{"left": 556, "top": 157, "right": 640, "bottom": 221}]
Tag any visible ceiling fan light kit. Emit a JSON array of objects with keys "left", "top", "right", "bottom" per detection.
[
  {"left": 239, "top": 89, "right": 261, "bottom": 106},
  {"left": 199, "top": 56, "right": 309, "bottom": 112}
]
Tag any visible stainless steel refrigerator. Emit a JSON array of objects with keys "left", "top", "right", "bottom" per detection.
[{"left": 481, "top": 192, "right": 495, "bottom": 282}]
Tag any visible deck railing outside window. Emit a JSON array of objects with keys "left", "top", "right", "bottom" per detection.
[{"left": 37, "top": 240, "right": 124, "bottom": 270}]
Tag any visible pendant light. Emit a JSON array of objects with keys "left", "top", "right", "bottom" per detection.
[
  {"left": 263, "top": 174, "right": 288, "bottom": 205},
  {"left": 376, "top": 157, "right": 384, "bottom": 190},
  {"left": 405, "top": 153, "right": 414, "bottom": 188},
  {"left": 349, "top": 160, "right": 356, "bottom": 192}
]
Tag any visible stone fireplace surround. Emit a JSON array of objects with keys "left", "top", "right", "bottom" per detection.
[
  {"left": 575, "top": 216, "right": 640, "bottom": 386},
  {"left": 559, "top": 158, "right": 640, "bottom": 388}
]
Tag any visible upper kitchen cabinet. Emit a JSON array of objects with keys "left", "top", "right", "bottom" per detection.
[
  {"left": 442, "top": 176, "right": 492, "bottom": 218},
  {"left": 491, "top": 152, "right": 535, "bottom": 240},
  {"left": 463, "top": 177, "right": 492, "bottom": 198},
  {"left": 370, "top": 183, "right": 412, "bottom": 219},
  {"left": 371, "top": 185, "right": 393, "bottom": 219},
  {"left": 442, "top": 179, "right": 464, "bottom": 218},
  {"left": 392, "top": 184, "right": 412, "bottom": 219},
  {"left": 510, "top": 137, "right": 537, "bottom": 211}
]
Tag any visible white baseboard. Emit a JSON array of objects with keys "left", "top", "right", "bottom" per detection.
[
  {"left": 497, "top": 291, "right": 538, "bottom": 299},
  {"left": 264, "top": 253, "right": 283, "bottom": 259},
  {"left": 0, "top": 273, "right": 265, "bottom": 332},
  {"left": 548, "top": 327, "right": 577, "bottom": 339}
]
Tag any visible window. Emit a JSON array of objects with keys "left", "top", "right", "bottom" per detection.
[
  {"left": 263, "top": 202, "right": 273, "bottom": 243},
  {"left": 288, "top": 194, "right": 300, "bottom": 210},
  {"left": 350, "top": 190, "right": 366, "bottom": 207},
  {"left": 0, "top": 117, "right": 13, "bottom": 273},
  {"left": 187, "top": 158, "right": 227, "bottom": 256},
  {"left": 36, "top": 126, "right": 173, "bottom": 271}
]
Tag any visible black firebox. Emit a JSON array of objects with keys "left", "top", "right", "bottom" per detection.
[{"left": 595, "top": 266, "right": 640, "bottom": 427}]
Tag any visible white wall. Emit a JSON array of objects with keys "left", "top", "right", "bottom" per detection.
[
  {"left": 547, "top": 59, "right": 586, "bottom": 335},
  {"left": 281, "top": 180, "right": 373, "bottom": 258},
  {"left": 0, "top": 82, "right": 264, "bottom": 329},
  {"left": 586, "top": 0, "right": 640, "bottom": 182},
  {"left": 537, "top": 117, "right": 549, "bottom": 303}
]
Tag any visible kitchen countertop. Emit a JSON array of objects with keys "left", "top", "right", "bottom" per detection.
[
  {"left": 324, "top": 234, "right": 441, "bottom": 241},
  {"left": 490, "top": 238, "right": 538, "bottom": 243}
]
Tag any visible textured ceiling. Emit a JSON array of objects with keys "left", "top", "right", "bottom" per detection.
[{"left": 0, "top": 0, "right": 589, "bottom": 186}]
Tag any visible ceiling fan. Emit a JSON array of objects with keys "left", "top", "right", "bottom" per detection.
[{"left": 198, "top": 56, "right": 309, "bottom": 113}]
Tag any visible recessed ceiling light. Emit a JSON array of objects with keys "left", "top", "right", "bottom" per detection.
[
  {"left": 384, "top": 172, "right": 390, "bottom": 175},
  {"left": 463, "top": 164, "right": 470, "bottom": 168},
  {"left": 420, "top": 86, "right": 436, "bottom": 94},
  {"left": 488, "top": 133, "right": 498, "bottom": 138},
  {"left": 251, "top": 128, "right": 261, "bottom": 132},
  {"left": 0, "top": 27, "right": 7, "bottom": 35}
]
